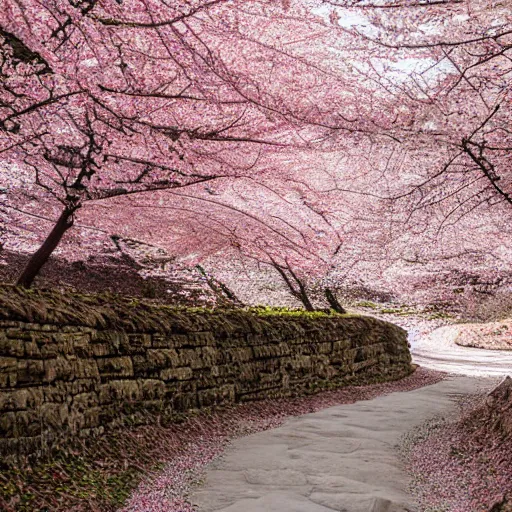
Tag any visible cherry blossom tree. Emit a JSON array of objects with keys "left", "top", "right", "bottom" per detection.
[
  {"left": 3, "top": 0, "right": 509, "bottom": 313},
  {"left": 323, "top": 0, "right": 512, "bottom": 220},
  {"left": 3, "top": 0, "right": 392, "bottom": 288}
]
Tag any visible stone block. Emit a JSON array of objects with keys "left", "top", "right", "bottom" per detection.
[
  {"left": 227, "top": 347, "right": 253, "bottom": 363},
  {"left": 161, "top": 367, "right": 193, "bottom": 381},
  {"left": 0, "top": 335, "right": 24, "bottom": 357},
  {"left": 246, "top": 333, "right": 268, "bottom": 346},
  {"left": 44, "top": 357, "right": 73, "bottom": 382},
  {"left": 172, "top": 392, "right": 197, "bottom": 411},
  {"left": 15, "top": 410, "right": 41, "bottom": 437},
  {"left": 316, "top": 342, "right": 333, "bottom": 355},
  {"left": 98, "top": 380, "right": 140, "bottom": 404},
  {"left": 189, "top": 332, "right": 215, "bottom": 347},
  {"left": 332, "top": 339, "right": 351, "bottom": 352},
  {"left": 39, "top": 403, "right": 69, "bottom": 429},
  {"left": 43, "top": 382, "right": 68, "bottom": 404},
  {"left": 5, "top": 329, "right": 32, "bottom": 341},
  {"left": 96, "top": 356, "right": 133, "bottom": 377},
  {"left": 0, "top": 388, "right": 44, "bottom": 411},
  {"left": 71, "top": 333, "right": 92, "bottom": 357},
  {"left": 0, "top": 411, "right": 16, "bottom": 437},
  {"left": 199, "top": 386, "right": 236, "bottom": 407},
  {"left": 201, "top": 346, "right": 220, "bottom": 366},
  {"left": 71, "top": 392, "right": 99, "bottom": 413},
  {"left": 24, "top": 341, "right": 41, "bottom": 358},
  {"left": 145, "top": 349, "right": 180, "bottom": 371},
  {"left": 90, "top": 330, "right": 126, "bottom": 353},
  {"left": 152, "top": 334, "right": 187, "bottom": 348},
  {"left": 61, "top": 326, "right": 81, "bottom": 333},
  {"left": 0, "top": 321, "right": 21, "bottom": 328},
  {"left": 0, "top": 356, "right": 17, "bottom": 372},
  {"left": 69, "top": 379, "right": 98, "bottom": 395},
  {"left": 258, "top": 372, "right": 282, "bottom": 385},
  {"left": 17, "top": 360, "right": 45, "bottom": 385},
  {"left": 195, "top": 372, "right": 217, "bottom": 388},
  {"left": 83, "top": 406, "right": 102, "bottom": 428},
  {"left": 353, "top": 358, "right": 378, "bottom": 372},
  {"left": 73, "top": 359, "right": 100, "bottom": 379},
  {"left": 139, "top": 379, "right": 166, "bottom": 400},
  {"left": 39, "top": 342, "right": 60, "bottom": 358},
  {"left": 253, "top": 344, "right": 286, "bottom": 359},
  {"left": 121, "top": 333, "right": 151, "bottom": 354},
  {"left": 177, "top": 348, "right": 202, "bottom": 368},
  {"left": 238, "top": 363, "right": 258, "bottom": 382},
  {"left": 90, "top": 343, "right": 112, "bottom": 357},
  {"left": 41, "top": 324, "right": 59, "bottom": 332}
]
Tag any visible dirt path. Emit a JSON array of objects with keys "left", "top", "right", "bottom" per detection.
[{"left": 190, "top": 376, "right": 490, "bottom": 512}]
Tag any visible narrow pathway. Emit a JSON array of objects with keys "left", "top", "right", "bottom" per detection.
[
  {"left": 409, "top": 325, "right": 512, "bottom": 377},
  {"left": 191, "top": 376, "right": 488, "bottom": 512}
]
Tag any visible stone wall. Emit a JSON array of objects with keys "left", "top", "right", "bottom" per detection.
[{"left": 0, "top": 286, "right": 411, "bottom": 457}]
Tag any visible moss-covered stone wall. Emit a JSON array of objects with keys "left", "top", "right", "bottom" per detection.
[{"left": 0, "top": 285, "right": 412, "bottom": 457}]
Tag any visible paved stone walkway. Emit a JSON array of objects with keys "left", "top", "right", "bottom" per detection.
[
  {"left": 409, "top": 325, "right": 512, "bottom": 376},
  {"left": 191, "top": 376, "right": 490, "bottom": 512}
]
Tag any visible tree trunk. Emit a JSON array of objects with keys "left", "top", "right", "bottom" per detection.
[
  {"left": 270, "top": 260, "right": 315, "bottom": 311},
  {"left": 195, "top": 265, "right": 243, "bottom": 306},
  {"left": 16, "top": 207, "right": 75, "bottom": 288},
  {"left": 284, "top": 263, "right": 315, "bottom": 311},
  {"left": 297, "top": 289, "right": 315, "bottom": 311},
  {"left": 325, "top": 287, "right": 346, "bottom": 314}
]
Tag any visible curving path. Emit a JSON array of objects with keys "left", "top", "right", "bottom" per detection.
[
  {"left": 409, "top": 324, "right": 512, "bottom": 377},
  {"left": 190, "top": 376, "right": 487, "bottom": 512},
  {"left": 190, "top": 319, "right": 511, "bottom": 512}
]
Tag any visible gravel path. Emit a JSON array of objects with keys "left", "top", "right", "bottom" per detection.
[{"left": 190, "top": 376, "right": 489, "bottom": 512}]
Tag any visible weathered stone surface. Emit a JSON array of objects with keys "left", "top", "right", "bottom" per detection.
[
  {"left": 0, "top": 388, "right": 44, "bottom": 412},
  {"left": 0, "top": 411, "right": 16, "bottom": 437},
  {"left": 0, "top": 356, "right": 17, "bottom": 371},
  {"left": 73, "top": 359, "right": 100, "bottom": 379},
  {"left": 44, "top": 357, "right": 74, "bottom": 383},
  {"left": 96, "top": 356, "right": 133, "bottom": 377},
  {"left": 0, "top": 305, "right": 411, "bottom": 460},
  {"left": 0, "top": 336, "right": 24, "bottom": 357},
  {"left": 122, "top": 334, "right": 151, "bottom": 354},
  {"left": 15, "top": 410, "right": 41, "bottom": 437},
  {"left": 140, "top": 379, "right": 166, "bottom": 400},
  {"left": 161, "top": 367, "right": 193, "bottom": 381},
  {"left": 16, "top": 360, "right": 45, "bottom": 385},
  {"left": 40, "top": 403, "right": 69, "bottom": 429},
  {"left": 98, "top": 380, "right": 140, "bottom": 404}
]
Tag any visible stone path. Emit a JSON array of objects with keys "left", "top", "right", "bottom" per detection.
[
  {"left": 409, "top": 325, "right": 512, "bottom": 377},
  {"left": 191, "top": 376, "right": 489, "bottom": 512}
]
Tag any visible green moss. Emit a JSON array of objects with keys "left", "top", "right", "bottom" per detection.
[
  {"left": 246, "top": 306, "right": 360, "bottom": 319},
  {"left": 0, "top": 284, "right": 363, "bottom": 330},
  {"left": 354, "top": 301, "right": 379, "bottom": 309},
  {"left": 379, "top": 308, "right": 401, "bottom": 314}
]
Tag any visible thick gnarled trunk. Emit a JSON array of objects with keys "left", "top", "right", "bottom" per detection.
[{"left": 16, "top": 207, "right": 75, "bottom": 288}]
